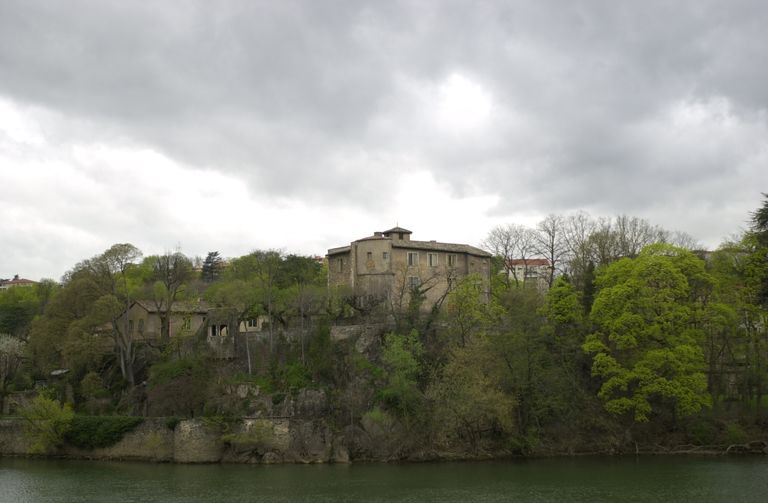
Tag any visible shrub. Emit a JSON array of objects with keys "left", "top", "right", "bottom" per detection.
[
  {"left": 63, "top": 416, "right": 144, "bottom": 450},
  {"left": 18, "top": 395, "right": 75, "bottom": 454},
  {"left": 165, "top": 416, "right": 181, "bottom": 431},
  {"left": 221, "top": 420, "right": 276, "bottom": 452},
  {"left": 148, "top": 357, "right": 208, "bottom": 387}
]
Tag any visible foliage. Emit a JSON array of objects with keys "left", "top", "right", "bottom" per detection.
[
  {"left": 221, "top": 420, "right": 277, "bottom": 451},
  {"left": 79, "top": 371, "right": 110, "bottom": 415},
  {"left": 201, "top": 251, "right": 224, "bottom": 283},
  {"left": 18, "top": 395, "right": 75, "bottom": 454},
  {"left": 165, "top": 416, "right": 181, "bottom": 430},
  {"left": 63, "top": 416, "right": 144, "bottom": 450},
  {"left": 146, "top": 357, "right": 210, "bottom": 416},
  {"left": 427, "top": 337, "right": 515, "bottom": 447},
  {"left": 379, "top": 331, "right": 424, "bottom": 421},
  {"left": 148, "top": 357, "right": 208, "bottom": 387},
  {"left": 584, "top": 244, "right": 712, "bottom": 422}
]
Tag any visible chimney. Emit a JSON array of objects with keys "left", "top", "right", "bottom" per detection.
[{"left": 374, "top": 232, "right": 382, "bottom": 237}]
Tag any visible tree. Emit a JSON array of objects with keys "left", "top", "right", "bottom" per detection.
[
  {"left": 427, "top": 337, "right": 515, "bottom": 448},
  {"left": 0, "top": 334, "right": 25, "bottom": 413},
  {"left": 535, "top": 214, "right": 568, "bottom": 288},
  {"left": 282, "top": 254, "right": 324, "bottom": 363},
  {"left": 583, "top": 244, "right": 712, "bottom": 423},
  {"left": 482, "top": 224, "right": 537, "bottom": 289},
  {"left": 201, "top": 251, "right": 224, "bottom": 283},
  {"left": 380, "top": 330, "right": 425, "bottom": 423},
  {"left": 0, "top": 286, "right": 38, "bottom": 339},
  {"left": 18, "top": 394, "right": 74, "bottom": 454},
  {"left": 750, "top": 192, "right": 768, "bottom": 246},
  {"left": 150, "top": 251, "right": 194, "bottom": 344}
]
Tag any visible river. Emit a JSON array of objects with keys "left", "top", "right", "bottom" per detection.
[{"left": 1, "top": 456, "right": 767, "bottom": 502}]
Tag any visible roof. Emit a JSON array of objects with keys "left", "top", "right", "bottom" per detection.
[
  {"left": 383, "top": 226, "right": 412, "bottom": 234},
  {"left": 508, "top": 258, "right": 550, "bottom": 266},
  {"left": 133, "top": 300, "right": 212, "bottom": 314},
  {"left": 0, "top": 277, "right": 37, "bottom": 287},
  {"left": 327, "top": 245, "right": 351, "bottom": 256},
  {"left": 393, "top": 240, "right": 492, "bottom": 257}
]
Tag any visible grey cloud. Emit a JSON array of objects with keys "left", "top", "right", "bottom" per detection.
[{"left": 1, "top": 0, "right": 767, "bottom": 250}]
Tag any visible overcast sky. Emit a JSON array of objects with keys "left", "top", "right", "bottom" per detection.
[{"left": 1, "top": 0, "right": 767, "bottom": 281}]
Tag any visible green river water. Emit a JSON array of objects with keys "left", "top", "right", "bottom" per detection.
[{"left": 1, "top": 456, "right": 767, "bottom": 502}]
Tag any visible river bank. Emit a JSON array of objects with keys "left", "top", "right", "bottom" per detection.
[{"left": 2, "top": 417, "right": 767, "bottom": 464}]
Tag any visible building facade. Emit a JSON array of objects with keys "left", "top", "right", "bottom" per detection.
[{"left": 327, "top": 227, "right": 492, "bottom": 311}]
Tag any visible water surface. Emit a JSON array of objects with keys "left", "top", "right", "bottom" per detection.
[{"left": 1, "top": 456, "right": 766, "bottom": 502}]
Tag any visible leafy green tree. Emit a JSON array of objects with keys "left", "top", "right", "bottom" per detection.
[
  {"left": 18, "top": 394, "right": 74, "bottom": 453},
  {"left": 427, "top": 335, "right": 515, "bottom": 449},
  {"left": 441, "top": 275, "right": 498, "bottom": 348},
  {"left": 380, "top": 330, "right": 424, "bottom": 423},
  {"left": 583, "top": 244, "right": 712, "bottom": 423}
]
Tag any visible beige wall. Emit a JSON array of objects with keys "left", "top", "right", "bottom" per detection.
[
  {"left": 328, "top": 236, "right": 492, "bottom": 313},
  {"left": 123, "top": 304, "right": 206, "bottom": 340}
]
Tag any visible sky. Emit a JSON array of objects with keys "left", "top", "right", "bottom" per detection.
[{"left": 1, "top": 0, "right": 767, "bottom": 281}]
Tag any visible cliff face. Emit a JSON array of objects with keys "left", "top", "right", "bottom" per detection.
[{"left": 0, "top": 417, "right": 350, "bottom": 464}]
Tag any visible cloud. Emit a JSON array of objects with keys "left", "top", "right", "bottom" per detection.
[{"left": 1, "top": 1, "right": 767, "bottom": 278}]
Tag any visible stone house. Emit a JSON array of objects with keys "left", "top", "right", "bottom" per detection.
[
  {"left": 120, "top": 300, "right": 211, "bottom": 340},
  {"left": 0, "top": 275, "right": 37, "bottom": 290},
  {"left": 327, "top": 226, "right": 492, "bottom": 311}
]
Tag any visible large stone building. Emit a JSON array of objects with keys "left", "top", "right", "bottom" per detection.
[{"left": 327, "top": 227, "right": 492, "bottom": 311}]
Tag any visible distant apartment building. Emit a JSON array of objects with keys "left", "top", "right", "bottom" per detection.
[
  {"left": 327, "top": 226, "right": 492, "bottom": 310},
  {"left": 505, "top": 258, "right": 552, "bottom": 290}
]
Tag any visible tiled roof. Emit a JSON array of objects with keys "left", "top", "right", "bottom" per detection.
[
  {"left": 327, "top": 246, "right": 351, "bottom": 256},
  {"left": 392, "top": 240, "right": 491, "bottom": 257},
  {"left": 133, "top": 300, "right": 212, "bottom": 313},
  {"left": 0, "top": 277, "right": 37, "bottom": 286}
]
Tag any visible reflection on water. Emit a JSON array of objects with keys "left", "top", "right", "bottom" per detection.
[{"left": 1, "top": 456, "right": 767, "bottom": 502}]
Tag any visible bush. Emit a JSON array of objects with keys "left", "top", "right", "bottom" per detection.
[
  {"left": 148, "top": 357, "right": 208, "bottom": 387},
  {"left": 63, "top": 416, "right": 144, "bottom": 450},
  {"left": 165, "top": 416, "right": 181, "bottom": 431},
  {"left": 221, "top": 420, "right": 276, "bottom": 452},
  {"left": 18, "top": 395, "right": 75, "bottom": 454},
  {"left": 723, "top": 422, "right": 749, "bottom": 445}
]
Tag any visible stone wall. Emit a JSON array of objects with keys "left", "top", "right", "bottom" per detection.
[{"left": 0, "top": 417, "right": 350, "bottom": 464}]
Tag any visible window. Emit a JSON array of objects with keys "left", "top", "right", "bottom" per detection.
[
  {"left": 336, "top": 257, "right": 343, "bottom": 272},
  {"left": 181, "top": 317, "right": 191, "bottom": 331},
  {"left": 128, "top": 320, "right": 134, "bottom": 335},
  {"left": 383, "top": 251, "right": 389, "bottom": 260},
  {"left": 428, "top": 253, "right": 438, "bottom": 267},
  {"left": 408, "top": 276, "right": 420, "bottom": 289},
  {"left": 407, "top": 252, "right": 419, "bottom": 266},
  {"left": 366, "top": 251, "right": 372, "bottom": 261},
  {"left": 246, "top": 318, "right": 258, "bottom": 328},
  {"left": 447, "top": 254, "right": 457, "bottom": 267},
  {"left": 137, "top": 319, "right": 144, "bottom": 335}
]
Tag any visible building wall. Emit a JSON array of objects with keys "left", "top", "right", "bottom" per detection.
[
  {"left": 122, "top": 304, "right": 206, "bottom": 341},
  {"left": 328, "top": 251, "right": 352, "bottom": 290}
]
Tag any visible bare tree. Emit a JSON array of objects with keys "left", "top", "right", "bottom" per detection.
[
  {"left": 482, "top": 224, "right": 537, "bottom": 287},
  {"left": 562, "top": 211, "right": 595, "bottom": 273},
  {"left": 613, "top": 215, "right": 660, "bottom": 258},
  {"left": 534, "top": 214, "right": 568, "bottom": 288},
  {"left": 151, "top": 251, "right": 194, "bottom": 344},
  {"left": 0, "top": 334, "right": 24, "bottom": 413}
]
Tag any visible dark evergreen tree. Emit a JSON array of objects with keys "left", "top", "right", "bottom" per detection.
[{"left": 201, "top": 251, "right": 224, "bottom": 283}]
